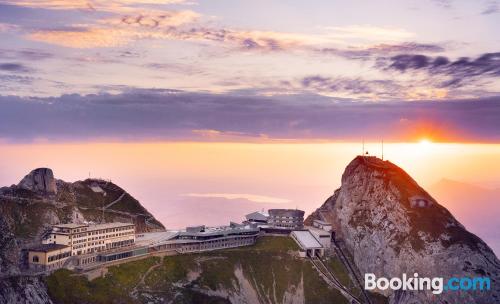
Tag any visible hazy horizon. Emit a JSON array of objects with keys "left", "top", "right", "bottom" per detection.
[{"left": 1, "top": 141, "right": 499, "bottom": 255}]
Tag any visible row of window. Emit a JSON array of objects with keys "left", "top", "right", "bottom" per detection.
[
  {"left": 80, "top": 256, "right": 97, "bottom": 265},
  {"left": 72, "top": 229, "right": 134, "bottom": 239},
  {"left": 270, "top": 216, "right": 303, "bottom": 219},
  {"left": 274, "top": 223, "right": 302, "bottom": 226},
  {"left": 180, "top": 237, "right": 255, "bottom": 252},
  {"left": 31, "top": 251, "right": 71, "bottom": 264},
  {"left": 48, "top": 251, "right": 71, "bottom": 262}
]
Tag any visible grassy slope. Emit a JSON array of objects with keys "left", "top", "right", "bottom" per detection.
[{"left": 47, "top": 237, "right": 349, "bottom": 304}]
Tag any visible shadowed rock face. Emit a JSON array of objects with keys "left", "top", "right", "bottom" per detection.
[
  {"left": 306, "top": 156, "right": 500, "bottom": 304},
  {"left": 18, "top": 168, "right": 57, "bottom": 194}
]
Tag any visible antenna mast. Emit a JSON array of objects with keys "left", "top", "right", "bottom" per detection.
[
  {"left": 381, "top": 139, "right": 384, "bottom": 160},
  {"left": 362, "top": 138, "right": 365, "bottom": 156}
]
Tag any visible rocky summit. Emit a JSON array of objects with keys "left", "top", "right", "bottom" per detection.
[
  {"left": 18, "top": 168, "right": 57, "bottom": 194},
  {"left": 306, "top": 156, "right": 500, "bottom": 304}
]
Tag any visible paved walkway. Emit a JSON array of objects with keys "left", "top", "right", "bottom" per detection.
[{"left": 104, "top": 192, "right": 126, "bottom": 209}]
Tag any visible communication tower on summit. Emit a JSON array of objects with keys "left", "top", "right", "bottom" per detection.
[{"left": 381, "top": 139, "right": 384, "bottom": 160}]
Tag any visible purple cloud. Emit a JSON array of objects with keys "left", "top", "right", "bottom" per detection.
[
  {"left": 319, "top": 42, "right": 445, "bottom": 60},
  {"left": 378, "top": 52, "right": 500, "bottom": 87},
  {"left": 0, "top": 89, "right": 499, "bottom": 142},
  {"left": 0, "top": 62, "right": 33, "bottom": 73}
]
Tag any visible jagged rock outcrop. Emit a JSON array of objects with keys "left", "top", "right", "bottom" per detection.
[
  {"left": 0, "top": 276, "right": 52, "bottom": 304},
  {"left": 306, "top": 156, "right": 500, "bottom": 304},
  {"left": 18, "top": 168, "right": 57, "bottom": 194}
]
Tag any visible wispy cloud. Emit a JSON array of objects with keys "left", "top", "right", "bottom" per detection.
[
  {"left": 0, "top": 62, "right": 33, "bottom": 73},
  {"left": 378, "top": 52, "right": 500, "bottom": 87},
  {"left": 300, "top": 76, "right": 403, "bottom": 99},
  {"left": 26, "top": 22, "right": 320, "bottom": 51},
  {"left": 317, "top": 42, "right": 445, "bottom": 60},
  {"left": 0, "top": 48, "right": 53, "bottom": 60},
  {"left": 2, "top": 0, "right": 188, "bottom": 13},
  {"left": 0, "top": 23, "right": 18, "bottom": 32},
  {"left": 481, "top": 1, "right": 499, "bottom": 14},
  {"left": 432, "top": 0, "right": 453, "bottom": 9},
  {"left": 320, "top": 25, "right": 415, "bottom": 42},
  {"left": 28, "top": 27, "right": 133, "bottom": 48},
  {"left": 27, "top": 9, "right": 200, "bottom": 48}
]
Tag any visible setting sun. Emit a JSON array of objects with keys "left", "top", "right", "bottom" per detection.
[{"left": 419, "top": 139, "right": 432, "bottom": 146}]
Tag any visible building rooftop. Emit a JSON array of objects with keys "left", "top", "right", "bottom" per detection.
[
  {"left": 135, "top": 223, "right": 259, "bottom": 247},
  {"left": 30, "top": 243, "right": 69, "bottom": 252},
  {"left": 89, "top": 222, "right": 135, "bottom": 230},
  {"left": 53, "top": 223, "right": 88, "bottom": 229},
  {"left": 135, "top": 231, "right": 179, "bottom": 246},
  {"left": 307, "top": 226, "right": 331, "bottom": 236},
  {"left": 245, "top": 211, "right": 269, "bottom": 221},
  {"left": 268, "top": 209, "right": 305, "bottom": 216},
  {"left": 179, "top": 224, "right": 259, "bottom": 237},
  {"left": 291, "top": 231, "right": 322, "bottom": 249},
  {"left": 53, "top": 222, "right": 134, "bottom": 231}
]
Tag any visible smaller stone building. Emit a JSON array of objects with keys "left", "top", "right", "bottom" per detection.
[{"left": 28, "top": 244, "right": 71, "bottom": 271}]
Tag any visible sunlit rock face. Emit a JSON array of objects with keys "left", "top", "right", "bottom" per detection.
[
  {"left": 18, "top": 168, "right": 57, "bottom": 194},
  {"left": 307, "top": 156, "right": 500, "bottom": 304}
]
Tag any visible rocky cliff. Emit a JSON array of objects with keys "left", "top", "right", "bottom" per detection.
[
  {"left": 0, "top": 168, "right": 165, "bottom": 303},
  {"left": 306, "top": 156, "right": 500, "bottom": 304},
  {"left": 18, "top": 168, "right": 58, "bottom": 195}
]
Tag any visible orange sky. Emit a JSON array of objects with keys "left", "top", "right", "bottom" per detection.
[
  {"left": 2, "top": 141, "right": 500, "bottom": 200},
  {"left": 1, "top": 141, "right": 499, "bottom": 253}
]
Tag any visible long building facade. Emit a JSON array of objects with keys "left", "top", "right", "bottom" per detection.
[
  {"left": 29, "top": 222, "right": 135, "bottom": 271},
  {"left": 143, "top": 224, "right": 260, "bottom": 254},
  {"left": 27, "top": 208, "right": 310, "bottom": 273},
  {"left": 42, "top": 222, "right": 135, "bottom": 256}
]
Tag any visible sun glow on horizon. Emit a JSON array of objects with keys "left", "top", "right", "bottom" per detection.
[{"left": 419, "top": 138, "right": 432, "bottom": 147}]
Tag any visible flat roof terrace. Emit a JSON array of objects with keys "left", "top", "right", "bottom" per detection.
[
  {"left": 88, "top": 222, "right": 134, "bottom": 230},
  {"left": 52, "top": 222, "right": 134, "bottom": 232},
  {"left": 53, "top": 223, "right": 88, "bottom": 229},
  {"left": 30, "top": 244, "right": 69, "bottom": 252},
  {"left": 291, "top": 231, "right": 322, "bottom": 249},
  {"left": 135, "top": 231, "right": 179, "bottom": 247}
]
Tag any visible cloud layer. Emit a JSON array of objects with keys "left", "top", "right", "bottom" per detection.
[{"left": 0, "top": 89, "right": 499, "bottom": 142}]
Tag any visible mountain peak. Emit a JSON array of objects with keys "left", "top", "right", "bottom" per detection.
[
  {"left": 342, "top": 155, "right": 434, "bottom": 208},
  {"left": 17, "top": 168, "right": 57, "bottom": 194},
  {"left": 307, "top": 156, "right": 499, "bottom": 303}
]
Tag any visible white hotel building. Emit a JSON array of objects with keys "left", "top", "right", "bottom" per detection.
[{"left": 42, "top": 222, "right": 135, "bottom": 256}]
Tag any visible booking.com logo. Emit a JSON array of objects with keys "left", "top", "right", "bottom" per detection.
[{"left": 365, "top": 273, "right": 491, "bottom": 295}]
